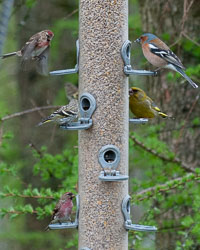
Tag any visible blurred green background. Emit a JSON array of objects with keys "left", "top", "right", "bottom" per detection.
[{"left": 0, "top": 0, "right": 199, "bottom": 249}]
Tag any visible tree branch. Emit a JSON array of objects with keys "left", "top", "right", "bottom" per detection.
[
  {"left": 1, "top": 193, "right": 54, "bottom": 199},
  {"left": 1, "top": 105, "right": 60, "bottom": 122},
  {"left": 130, "top": 134, "right": 195, "bottom": 173},
  {"left": 182, "top": 31, "right": 200, "bottom": 47},
  {"left": 2, "top": 210, "right": 37, "bottom": 215},
  {"left": 64, "top": 8, "right": 78, "bottom": 19},
  {"left": 158, "top": 225, "right": 187, "bottom": 232},
  {"left": 175, "top": 94, "right": 199, "bottom": 153},
  {"left": 134, "top": 174, "right": 200, "bottom": 202}
]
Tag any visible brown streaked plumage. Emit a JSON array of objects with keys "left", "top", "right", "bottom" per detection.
[
  {"left": 1, "top": 30, "right": 54, "bottom": 75},
  {"left": 37, "top": 98, "right": 78, "bottom": 126}
]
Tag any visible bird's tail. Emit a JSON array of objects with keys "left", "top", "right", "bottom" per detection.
[
  {"left": 37, "top": 118, "right": 52, "bottom": 127},
  {"left": 158, "top": 111, "right": 175, "bottom": 119},
  {"left": 44, "top": 225, "right": 50, "bottom": 231},
  {"left": 174, "top": 66, "right": 198, "bottom": 89},
  {"left": 158, "top": 112, "right": 168, "bottom": 118},
  {"left": 1, "top": 52, "right": 17, "bottom": 59},
  {"left": 153, "top": 105, "right": 169, "bottom": 119}
]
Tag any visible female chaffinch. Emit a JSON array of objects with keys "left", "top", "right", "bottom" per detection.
[
  {"left": 135, "top": 33, "right": 198, "bottom": 89},
  {"left": 129, "top": 87, "right": 168, "bottom": 118}
]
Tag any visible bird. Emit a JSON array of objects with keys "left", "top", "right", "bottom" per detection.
[
  {"left": 64, "top": 82, "right": 79, "bottom": 101},
  {"left": 45, "top": 192, "right": 75, "bottom": 231},
  {"left": 135, "top": 33, "right": 198, "bottom": 89},
  {"left": 1, "top": 30, "right": 54, "bottom": 75},
  {"left": 129, "top": 87, "right": 168, "bottom": 118},
  {"left": 37, "top": 98, "right": 78, "bottom": 126}
]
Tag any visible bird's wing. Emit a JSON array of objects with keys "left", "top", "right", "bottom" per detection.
[
  {"left": 55, "top": 104, "right": 77, "bottom": 118},
  {"left": 60, "top": 99, "right": 78, "bottom": 116},
  {"left": 51, "top": 199, "right": 63, "bottom": 220},
  {"left": 151, "top": 100, "right": 168, "bottom": 118},
  {"left": 149, "top": 43, "right": 185, "bottom": 69},
  {"left": 145, "top": 96, "right": 154, "bottom": 109},
  {"left": 36, "top": 46, "right": 49, "bottom": 76},
  {"left": 151, "top": 102, "right": 161, "bottom": 112},
  {"left": 147, "top": 96, "right": 162, "bottom": 113},
  {"left": 21, "top": 38, "right": 38, "bottom": 61},
  {"left": 37, "top": 101, "right": 78, "bottom": 126}
]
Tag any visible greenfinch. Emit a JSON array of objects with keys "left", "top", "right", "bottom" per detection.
[{"left": 129, "top": 87, "right": 168, "bottom": 118}]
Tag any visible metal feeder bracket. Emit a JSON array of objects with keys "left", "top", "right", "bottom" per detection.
[
  {"left": 50, "top": 39, "right": 79, "bottom": 75},
  {"left": 122, "top": 195, "right": 157, "bottom": 232},
  {"left": 129, "top": 118, "right": 148, "bottom": 124},
  {"left": 48, "top": 195, "right": 79, "bottom": 230},
  {"left": 80, "top": 248, "right": 91, "bottom": 250},
  {"left": 60, "top": 93, "right": 96, "bottom": 130},
  {"left": 98, "top": 145, "right": 129, "bottom": 181},
  {"left": 121, "top": 40, "right": 158, "bottom": 76}
]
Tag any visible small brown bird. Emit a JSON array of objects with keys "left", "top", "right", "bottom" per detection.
[
  {"left": 129, "top": 87, "right": 168, "bottom": 118},
  {"left": 1, "top": 30, "right": 54, "bottom": 75},
  {"left": 45, "top": 192, "right": 75, "bottom": 230},
  {"left": 37, "top": 98, "right": 78, "bottom": 126},
  {"left": 64, "top": 82, "right": 78, "bottom": 101}
]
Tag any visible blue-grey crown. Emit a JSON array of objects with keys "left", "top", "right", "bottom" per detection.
[{"left": 141, "top": 33, "right": 158, "bottom": 43}]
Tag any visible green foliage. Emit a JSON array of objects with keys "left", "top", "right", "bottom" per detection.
[
  {"left": 25, "top": 0, "right": 37, "bottom": 9},
  {"left": 0, "top": 0, "right": 199, "bottom": 249},
  {"left": 129, "top": 126, "right": 200, "bottom": 249},
  {"left": 0, "top": 131, "right": 78, "bottom": 223},
  {"left": 183, "top": 39, "right": 200, "bottom": 59},
  {"left": 33, "top": 146, "right": 78, "bottom": 189}
]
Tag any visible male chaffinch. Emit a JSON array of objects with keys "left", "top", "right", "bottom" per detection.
[{"left": 135, "top": 33, "right": 198, "bottom": 89}]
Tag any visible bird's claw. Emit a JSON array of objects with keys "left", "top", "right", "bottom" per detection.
[
  {"left": 153, "top": 70, "right": 159, "bottom": 77},
  {"left": 33, "top": 55, "right": 46, "bottom": 61}
]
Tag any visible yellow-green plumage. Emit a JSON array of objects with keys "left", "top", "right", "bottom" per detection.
[{"left": 129, "top": 87, "right": 168, "bottom": 118}]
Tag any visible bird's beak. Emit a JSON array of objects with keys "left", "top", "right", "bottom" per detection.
[
  {"left": 134, "top": 38, "right": 141, "bottom": 43},
  {"left": 129, "top": 89, "right": 133, "bottom": 95},
  {"left": 71, "top": 194, "right": 75, "bottom": 198}
]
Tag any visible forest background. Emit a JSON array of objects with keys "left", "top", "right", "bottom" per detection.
[{"left": 0, "top": 0, "right": 200, "bottom": 249}]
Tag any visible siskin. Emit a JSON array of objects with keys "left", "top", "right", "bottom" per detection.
[
  {"left": 129, "top": 87, "right": 168, "bottom": 118},
  {"left": 38, "top": 98, "right": 78, "bottom": 126},
  {"left": 64, "top": 82, "right": 78, "bottom": 101}
]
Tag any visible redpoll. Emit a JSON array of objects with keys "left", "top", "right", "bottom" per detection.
[
  {"left": 45, "top": 192, "right": 75, "bottom": 230},
  {"left": 37, "top": 98, "right": 78, "bottom": 126},
  {"left": 1, "top": 30, "right": 54, "bottom": 75}
]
